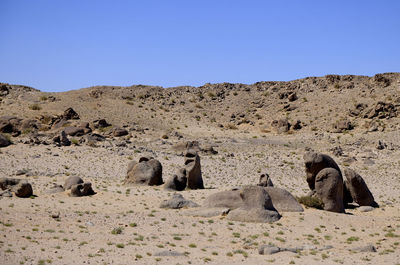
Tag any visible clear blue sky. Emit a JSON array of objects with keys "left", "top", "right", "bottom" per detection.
[{"left": 0, "top": 0, "right": 399, "bottom": 92}]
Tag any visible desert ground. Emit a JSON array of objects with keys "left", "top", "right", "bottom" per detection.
[{"left": 1, "top": 73, "right": 400, "bottom": 264}]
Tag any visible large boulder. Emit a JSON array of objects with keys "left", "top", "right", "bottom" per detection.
[
  {"left": 304, "top": 152, "right": 342, "bottom": 191},
  {"left": 70, "top": 182, "right": 95, "bottom": 197},
  {"left": 315, "top": 168, "right": 345, "bottom": 213},
  {"left": 0, "top": 133, "right": 11, "bottom": 147},
  {"left": 203, "top": 190, "right": 243, "bottom": 209},
  {"left": 227, "top": 186, "right": 280, "bottom": 223},
  {"left": 264, "top": 187, "right": 303, "bottom": 212},
  {"left": 124, "top": 157, "right": 163, "bottom": 186},
  {"left": 64, "top": 176, "right": 83, "bottom": 190},
  {"left": 184, "top": 149, "right": 204, "bottom": 189},
  {"left": 343, "top": 168, "right": 378, "bottom": 207},
  {"left": 164, "top": 168, "right": 187, "bottom": 191}
]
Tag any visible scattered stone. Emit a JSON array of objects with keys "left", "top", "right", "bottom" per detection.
[
  {"left": 164, "top": 168, "right": 187, "bottom": 191},
  {"left": 70, "top": 182, "right": 95, "bottom": 197},
  {"left": 332, "top": 119, "right": 353, "bottom": 133},
  {"left": 376, "top": 140, "right": 387, "bottom": 150},
  {"left": 343, "top": 168, "right": 378, "bottom": 207},
  {"left": 53, "top": 131, "right": 71, "bottom": 146},
  {"left": 184, "top": 149, "right": 204, "bottom": 189},
  {"left": 159, "top": 193, "right": 199, "bottom": 209},
  {"left": 258, "top": 246, "right": 280, "bottom": 255},
  {"left": 93, "top": 119, "right": 111, "bottom": 129},
  {"left": 258, "top": 173, "right": 273, "bottom": 187},
  {"left": 0, "top": 133, "right": 11, "bottom": 147},
  {"left": 359, "top": 206, "right": 375, "bottom": 212},
  {"left": 12, "top": 181, "right": 33, "bottom": 198},
  {"left": 51, "top": 212, "right": 60, "bottom": 219},
  {"left": 351, "top": 244, "right": 376, "bottom": 253},
  {"left": 258, "top": 245, "right": 303, "bottom": 255},
  {"left": 63, "top": 107, "right": 80, "bottom": 120},
  {"left": 271, "top": 119, "right": 290, "bottom": 134},
  {"left": 63, "top": 126, "right": 84, "bottom": 136},
  {"left": 45, "top": 184, "right": 65, "bottom": 194},
  {"left": 113, "top": 127, "right": 128, "bottom": 137},
  {"left": 154, "top": 250, "right": 185, "bottom": 257},
  {"left": 315, "top": 168, "right": 344, "bottom": 213},
  {"left": 124, "top": 157, "right": 163, "bottom": 186},
  {"left": 64, "top": 176, "right": 84, "bottom": 190},
  {"left": 201, "top": 144, "right": 218, "bottom": 154},
  {"left": 0, "top": 177, "right": 33, "bottom": 198}
]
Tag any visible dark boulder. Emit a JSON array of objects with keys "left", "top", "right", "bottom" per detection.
[
  {"left": 315, "top": 168, "right": 345, "bottom": 213},
  {"left": 124, "top": 157, "right": 163, "bottom": 186},
  {"left": 304, "top": 151, "right": 342, "bottom": 191},
  {"left": 343, "top": 168, "right": 378, "bottom": 207}
]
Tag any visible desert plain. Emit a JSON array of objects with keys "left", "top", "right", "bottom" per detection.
[{"left": 1, "top": 73, "right": 400, "bottom": 264}]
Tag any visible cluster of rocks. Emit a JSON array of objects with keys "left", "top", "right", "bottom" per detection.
[
  {"left": 0, "top": 177, "right": 33, "bottom": 198},
  {"left": 270, "top": 119, "right": 302, "bottom": 134},
  {"left": 0, "top": 107, "right": 134, "bottom": 148},
  {"left": 165, "top": 149, "right": 204, "bottom": 190},
  {"left": 304, "top": 151, "right": 378, "bottom": 213},
  {"left": 124, "top": 149, "right": 205, "bottom": 191},
  {"left": 49, "top": 176, "right": 95, "bottom": 197}
]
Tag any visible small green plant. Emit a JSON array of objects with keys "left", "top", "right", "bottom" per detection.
[
  {"left": 29, "top": 104, "right": 42, "bottom": 110},
  {"left": 111, "top": 227, "right": 123, "bottom": 235},
  {"left": 296, "top": 196, "right": 324, "bottom": 209},
  {"left": 71, "top": 138, "right": 79, "bottom": 145}
]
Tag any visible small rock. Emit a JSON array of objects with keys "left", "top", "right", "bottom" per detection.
[
  {"left": 154, "top": 250, "right": 185, "bottom": 256},
  {"left": 359, "top": 206, "right": 375, "bottom": 212},
  {"left": 159, "top": 194, "right": 199, "bottom": 209},
  {"left": 258, "top": 245, "right": 280, "bottom": 255},
  {"left": 351, "top": 244, "right": 376, "bottom": 253}
]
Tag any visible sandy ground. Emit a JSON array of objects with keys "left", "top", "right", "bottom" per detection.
[{"left": 1, "top": 130, "right": 400, "bottom": 265}]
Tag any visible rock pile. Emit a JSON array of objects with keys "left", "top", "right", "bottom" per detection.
[
  {"left": 0, "top": 177, "right": 33, "bottom": 198},
  {"left": 303, "top": 151, "right": 378, "bottom": 213},
  {"left": 164, "top": 149, "right": 204, "bottom": 190}
]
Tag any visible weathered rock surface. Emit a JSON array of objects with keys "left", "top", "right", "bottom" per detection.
[
  {"left": 304, "top": 151, "right": 342, "bottom": 191},
  {"left": 258, "top": 173, "right": 273, "bottom": 187},
  {"left": 164, "top": 168, "right": 187, "bottom": 191},
  {"left": 183, "top": 207, "right": 230, "bottom": 217},
  {"left": 343, "top": 168, "right": 378, "bottom": 207},
  {"left": 124, "top": 157, "right": 163, "bottom": 186},
  {"left": 226, "top": 186, "right": 280, "bottom": 223},
  {"left": 203, "top": 190, "right": 242, "bottom": 209},
  {"left": 64, "top": 176, "right": 84, "bottom": 190},
  {"left": 159, "top": 193, "right": 199, "bottom": 209},
  {"left": 184, "top": 149, "right": 204, "bottom": 189},
  {"left": 70, "top": 182, "right": 95, "bottom": 197},
  {"left": 265, "top": 187, "right": 303, "bottom": 212},
  {"left": 0, "top": 133, "right": 11, "bottom": 147},
  {"left": 0, "top": 177, "right": 33, "bottom": 198},
  {"left": 315, "top": 168, "right": 345, "bottom": 213}
]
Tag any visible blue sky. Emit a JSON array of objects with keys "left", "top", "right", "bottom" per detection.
[{"left": 0, "top": 0, "right": 399, "bottom": 92}]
